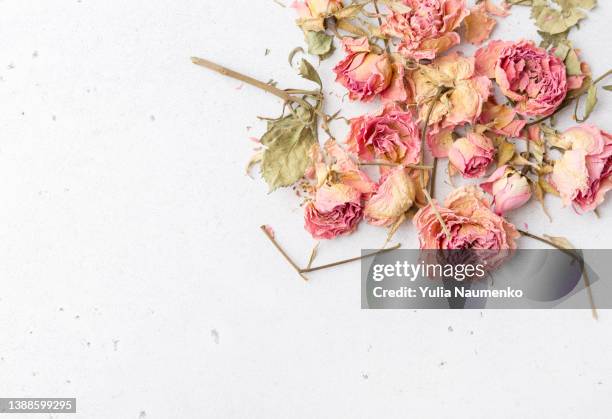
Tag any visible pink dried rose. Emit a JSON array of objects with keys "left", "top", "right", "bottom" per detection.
[
  {"left": 413, "top": 185, "right": 520, "bottom": 249},
  {"left": 333, "top": 37, "right": 394, "bottom": 102},
  {"left": 551, "top": 124, "right": 612, "bottom": 214},
  {"left": 346, "top": 103, "right": 420, "bottom": 165},
  {"left": 475, "top": 40, "right": 567, "bottom": 117},
  {"left": 481, "top": 165, "right": 532, "bottom": 215},
  {"left": 448, "top": 132, "right": 495, "bottom": 178},
  {"left": 364, "top": 167, "right": 416, "bottom": 227},
  {"left": 304, "top": 183, "right": 364, "bottom": 239},
  {"left": 382, "top": 0, "right": 469, "bottom": 60},
  {"left": 478, "top": 100, "right": 527, "bottom": 138}
]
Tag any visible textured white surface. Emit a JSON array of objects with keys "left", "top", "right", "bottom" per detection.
[{"left": 0, "top": 1, "right": 611, "bottom": 418}]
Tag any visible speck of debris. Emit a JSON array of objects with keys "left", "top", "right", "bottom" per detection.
[
  {"left": 8, "top": 63, "right": 15, "bottom": 69},
  {"left": 597, "top": 381, "right": 603, "bottom": 385},
  {"left": 74, "top": 315, "right": 80, "bottom": 320},
  {"left": 150, "top": 115, "right": 156, "bottom": 121},
  {"left": 32, "top": 51, "right": 39, "bottom": 58},
  {"left": 32, "top": 371, "right": 37, "bottom": 376},
  {"left": 361, "top": 373, "right": 368, "bottom": 380},
  {"left": 211, "top": 329, "right": 220, "bottom": 344},
  {"left": 65, "top": 380, "right": 71, "bottom": 384},
  {"left": 265, "top": 49, "right": 271, "bottom": 56},
  {"left": 58, "top": 307, "right": 63, "bottom": 311},
  {"left": 448, "top": 326, "right": 453, "bottom": 332},
  {"left": 52, "top": 115, "right": 57, "bottom": 121},
  {"left": 469, "top": 330, "right": 474, "bottom": 335},
  {"left": 113, "top": 340, "right": 120, "bottom": 351},
  {"left": 439, "top": 361, "right": 446, "bottom": 367},
  {"left": 139, "top": 411, "right": 147, "bottom": 419}
]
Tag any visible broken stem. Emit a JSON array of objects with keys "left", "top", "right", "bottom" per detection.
[
  {"left": 260, "top": 225, "right": 309, "bottom": 281},
  {"left": 301, "top": 243, "right": 401, "bottom": 273},
  {"left": 191, "top": 56, "right": 312, "bottom": 110}
]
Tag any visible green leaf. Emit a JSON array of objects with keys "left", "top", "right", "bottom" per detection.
[
  {"left": 553, "top": 0, "right": 597, "bottom": 10},
  {"left": 564, "top": 48, "right": 582, "bottom": 76},
  {"left": 304, "top": 31, "right": 334, "bottom": 59},
  {"left": 583, "top": 84, "right": 598, "bottom": 120},
  {"left": 603, "top": 85, "right": 612, "bottom": 91},
  {"left": 532, "top": 6, "right": 586, "bottom": 34},
  {"left": 298, "top": 58, "right": 322, "bottom": 87},
  {"left": 260, "top": 109, "right": 317, "bottom": 191}
]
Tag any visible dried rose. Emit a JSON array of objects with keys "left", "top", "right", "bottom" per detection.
[
  {"left": 448, "top": 132, "right": 495, "bottom": 178},
  {"left": 409, "top": 53, "right": 491, "bottom": 129},
  {"left": 476, "top": 40, "right": 568, "bottom": 117},
  {"left": 346, "top": 103, "right": 420, "bottom": 165},
  {"left": 551, "top": 124, "right": 612, "bottom": 213},
  {"left": 304, "top": 183, "right": 363, "bottom": 239},
  {"left": 364, "top": 167, "right": 416, "bottom": 227},
  {"left": 413, "top": 185, "right": 520, "bottom": 249},
  {"left": 481, "top": 165, "right": 532, "bottom": 215},
  {"left": 333, "top": 37, "right": 393, "bottom": 102},
  {"left": 382, "top": 0, "right": 469, "bottom": 60}
]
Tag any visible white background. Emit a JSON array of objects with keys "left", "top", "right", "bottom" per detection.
[{"left": 1, "top": 1, "right": 611, "bottom": 418}]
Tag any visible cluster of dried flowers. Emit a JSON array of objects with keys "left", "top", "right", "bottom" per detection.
[{"left": 193, "top": 0, "right": 611, "bottom": 262}]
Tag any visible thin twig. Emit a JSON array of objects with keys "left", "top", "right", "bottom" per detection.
[
  {"left": 518, "top": 229, "right": 597, "bottom": 319},
  {"left": 428, "top": 157, "right": 438, "bottom": 198},
  {"left": 420, "top": 89, "right": 446, "bottom": 188},
  {"left": 422, "top": 189, "right": 450, "bottom": 238},
  {"left": 191, "top": 56, "right": 312, "bottom": 110},
  {"left": 358, "top": 161, "right": 433, "bottom": 170},
  {"left": 372, "top": 0, "right": 391, "bottom": 54},
  {"left": 260, "top": 225, "right": 309, "bottom": 281},
  {"left": 301, "top": 243, "right": 401, "bottom": 273}
]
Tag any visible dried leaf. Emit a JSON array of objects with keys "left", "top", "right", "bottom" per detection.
[
  {"left": 532, "top": 181, "right": 552, "bottom": 222},
  {"left": 539, "top": 176, "right": 560, "bottom": 196},
  {"left": 497, "top": 140, "right": 516, "bottom": 166},
  {"left": 334, "top": 4, "right": 364, "bottom": 20},
  {"left": 261, "top": 108, "right": 317, "bottom": 191},
  {"left": 603, "top": 85, "right": 612, "bottom": 91},
  {"left": 564, "top": 48, "right": 582, "bottom": 76},
  {"left": 246, "top": 151, "right": 263, "bottom": 178},
  {"left": 299, "top": 58, "right": 322, "bottom": 87},
  {"left": 583, "top": 84, "right": 598, "bottom": 120},
  {"left": 304, "top": 31, "right": 334, "bottom": 58},
  {"left": 543, "top": 234, "right": 575, "bottom": 250},
  {"left": 532, "top": 5, "right": 586, "bottom": 34},
  {"left": 531, "top": 137, "right": 546, "bottom": 165},
  {"left": 553, "top": 0, "right": 597, "bottom": 10}
]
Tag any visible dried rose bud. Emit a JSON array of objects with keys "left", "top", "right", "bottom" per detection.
[
  {"left": 448, "top": 133, "right": 495, "bottom": 178},
  {"left": 481, "top": 166, "right": 532, "bottom": 215}
]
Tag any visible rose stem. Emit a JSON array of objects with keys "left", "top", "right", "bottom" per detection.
[
  {"left": 518, "top": 229, "right": 597, "bottom": 319},
  {"left": 526, "top": 69, "right": 612, "bottom": 127},
  {"left": 428, "top": 157, "right": 438, "bottom": 198},
  {"left": 372, "top": 0, "right": 391, "bottom": 54},
  {"left": 191, "top": 56, "right": 311, "bottom": 109},
  {"left": 301, "top": 243, "right": 401, "bottom": 273},
  {"left": 419, "top": 89, "right": 446, "bottom": 188},
  {"left": 260, "top": 225, "right": 310, "bottom": 281},
  {"left": 422, "top": 188, "right": 450, "bottom": 238},
  {"left": 359, "top": 162, "right": 433, "bottom": 170}
]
